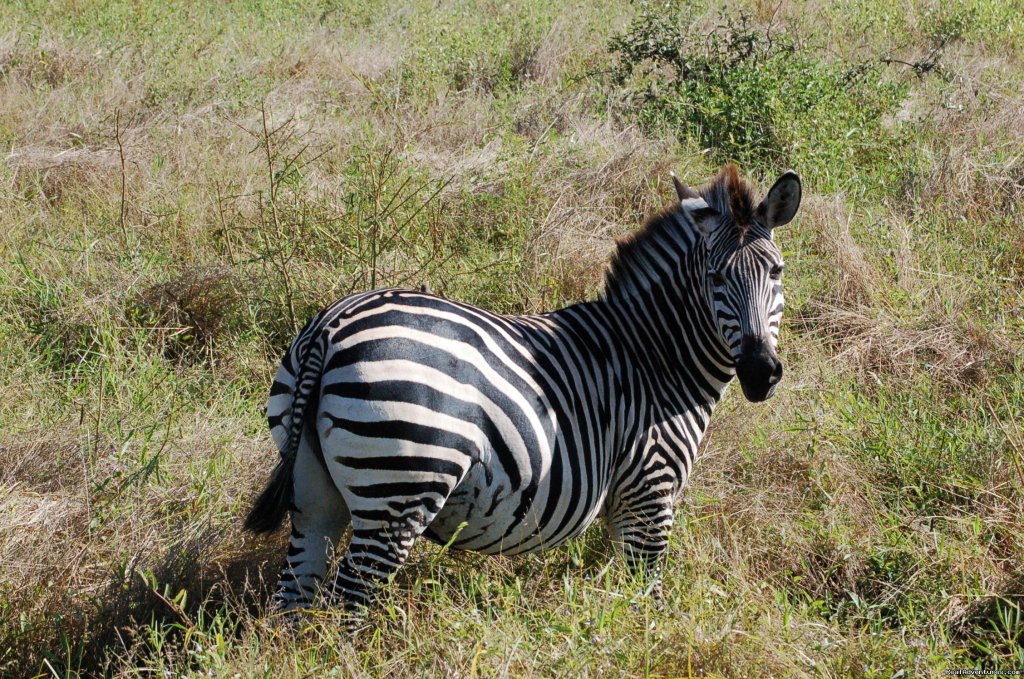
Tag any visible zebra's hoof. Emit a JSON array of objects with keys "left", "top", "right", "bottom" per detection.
[
  {"left": 267, "top": 608, "right": 307, "bottom": 633},
  {"left": 645, "top": 579, "right": 665, "bottom": 604}
]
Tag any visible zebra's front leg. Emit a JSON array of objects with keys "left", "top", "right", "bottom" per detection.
[
  {"left": 272, "top": 432, "right": 350, "bottom": 613},
  {"left": 607, "top": 497, "right": 674, "bottom": 601}
]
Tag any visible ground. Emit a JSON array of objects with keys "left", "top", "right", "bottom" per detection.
[{"left": 1, "top": 0, "right": 1023, "bottom": 676}]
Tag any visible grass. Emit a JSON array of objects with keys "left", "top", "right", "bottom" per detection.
[{"left": 1, "top": 0, "right": 1023, "bottom": 675}]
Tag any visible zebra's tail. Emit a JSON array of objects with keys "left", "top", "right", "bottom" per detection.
[
  {"left": 243, "top": 452, "right": 295, "bottom": 533},
  {"left": 244, "top": 334, "right": 325, "bottom": 534}
]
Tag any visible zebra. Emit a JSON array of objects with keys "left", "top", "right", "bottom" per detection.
[{"left": 244, "top": 164, "right": 801, "bottom": 616}]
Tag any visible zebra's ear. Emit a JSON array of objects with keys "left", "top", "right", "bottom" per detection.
[
  {"left": 682, "top": 200, "right": 720, "bottom": 238},
  {"left": 670, "top": 172, "right": 699, "bottom": 201},
  {"left": 756, "top": 170, "right": 801, "bottom": 229},
  {"left": 673, "top": 172, "right": 720, "bottom": 237}
]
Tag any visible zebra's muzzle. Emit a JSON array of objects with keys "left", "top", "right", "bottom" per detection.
[{"left": 735, "top": 336, "right": 783, "bottom": 402}]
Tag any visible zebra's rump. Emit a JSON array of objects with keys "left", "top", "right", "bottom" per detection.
[
  {"left": 314, "top": 291, "right": 573, "bottom": 552},
  {"left": 265, "top": 289, "right": 617, "bottom": 555}
]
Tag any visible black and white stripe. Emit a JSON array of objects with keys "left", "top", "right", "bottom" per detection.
[{"left": 245, "top": 165, "right": 802, "bottom": 614}]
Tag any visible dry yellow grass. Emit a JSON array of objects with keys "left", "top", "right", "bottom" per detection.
[{"left": 0, "top": 0, "right": 1022, "bottom": 676}]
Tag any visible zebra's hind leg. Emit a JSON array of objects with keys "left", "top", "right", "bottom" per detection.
[
  {"left": 326, "top": 502, "right": 442, "bottom": 618},
  {"left": 272, "top": 430, "right": 350, "bottom": 613}
]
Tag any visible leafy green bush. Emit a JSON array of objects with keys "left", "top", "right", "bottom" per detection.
[{"left": 608, "top": 3, "right": 913, "bottom": 191}]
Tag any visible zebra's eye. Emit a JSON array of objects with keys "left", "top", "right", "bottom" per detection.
[
  {"left": 769, "top": 264, "right": 784, "bottom": 280},
  {"left": 709, "top": 271, "right": 726, "bottom": 287}
]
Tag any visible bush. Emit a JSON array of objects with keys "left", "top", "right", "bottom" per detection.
[{"left": 608, "top": 3, "right": 913, "bottom": 191}]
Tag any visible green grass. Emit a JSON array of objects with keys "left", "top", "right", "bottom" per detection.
[{"left": 1, "top": 0, "right": 1023, "bottom": 676}]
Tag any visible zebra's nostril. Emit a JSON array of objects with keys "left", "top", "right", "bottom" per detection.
[{"left": 769, "top": 359, "right": 784, "bottom": 384}]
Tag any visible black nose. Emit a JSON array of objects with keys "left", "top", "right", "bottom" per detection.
[{"left": 736, "top": 335, "right": 783, "bottom": 402}]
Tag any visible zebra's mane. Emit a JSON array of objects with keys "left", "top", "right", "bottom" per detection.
[
  {"left": 602, "top": 207, "right": 688, "bottom": 300},
  {"left": 699, "top": 164, "right": 756, "bottom": 241},
  {"left": 603, "top": 165, "right": 757, "bottom": 300}
]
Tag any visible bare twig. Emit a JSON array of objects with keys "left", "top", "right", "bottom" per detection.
[
  {"left": 114, "top": 110, "right": 129, "bottom": 240},
  {"left": 214, "top": 182, "right": 237, "bottom": 266},
  {"left": 259, "top": 101, "right": 298, "bottom": 331}
]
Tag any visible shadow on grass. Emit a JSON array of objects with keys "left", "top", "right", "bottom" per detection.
[
  {"left": 20, "top": 531, "right": 283, "bottom": 678},
  {"left": 949, "top": 578, "right": 1024, "bottom": 666}
]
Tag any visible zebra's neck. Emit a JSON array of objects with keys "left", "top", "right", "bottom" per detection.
[{"left": 598, "top": 205, "right": 736, "bottom": 419}]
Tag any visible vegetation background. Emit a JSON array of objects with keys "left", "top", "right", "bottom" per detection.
[{"left": 1, "top": 0, "right": 1022, "bottom": 675}]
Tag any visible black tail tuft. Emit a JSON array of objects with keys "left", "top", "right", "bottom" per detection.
[
  {"left": 244, "top": 457, "right": 294, "bottom": 533},
  {"left": 246, "top": 326, "right": 325, "bottom": 534}
]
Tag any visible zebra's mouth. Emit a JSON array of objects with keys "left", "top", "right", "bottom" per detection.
[
  {"left": 735, "top": 343, "right": 784, "bottom": 402},
  {"left": 738, "top": 377, "right": 779, "bottom": 402}
]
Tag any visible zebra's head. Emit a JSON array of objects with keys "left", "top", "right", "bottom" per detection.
[{"left": 676, "top": 166, "right": 802, "bottom": 402}]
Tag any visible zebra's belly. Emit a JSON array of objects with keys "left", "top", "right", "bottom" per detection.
[
  {"left": 425, "top": 457, "right": 602, "bottom": 556},
  {"left": 424, "top": 460, "right": 527, "bottom": 553}
]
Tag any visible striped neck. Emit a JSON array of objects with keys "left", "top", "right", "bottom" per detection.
[
  {"left": 602, "top": 206, "right": 702, "bottom": 305},
  {"left": 599, "top": 206, "right": 735, "bottom": 410}
]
